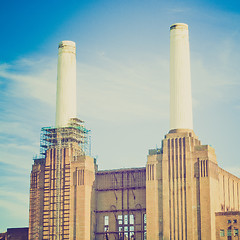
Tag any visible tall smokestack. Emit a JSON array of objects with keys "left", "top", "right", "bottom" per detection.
[
  {"left": 170, "top": 23, "right": 193, "bottom": 130},
  {"left": 56, "top": 41, "right": 76, "bottom": 127}
]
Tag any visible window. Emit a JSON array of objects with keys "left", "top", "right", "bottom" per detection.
[
  {"left": 228, "top": 220, "right": 232, "bottom": 224},
  {"left": 104, "top": 216, "right": 109, "bottom": 232},
  {"left": 130, "top": 214, "right": 134, "bottom": 225},
  {"left": 143, "top": 213, "right": 147, "bottom": 240},
  {"left": 117, "top": 214, "right": 135, "bottom": 239},
  {"left": 104, "top": 216, "right": 109, "bottom": 225},
  {"left": 118, "top": 215, "right": 123, "bottom": 224},
  {"left": 124, "top": 215, "right": 128, "bottom": 225},
  {"left": 220, "top": 230, "right": 225, "bottom": 237},
  {"left": 227, "top": 229, "right": 232, "bottom": 237},
  {"left": 31, "top": 173, "right": 38, "bottom": 188},
  {"left": 234, "top": 229, "right": 239, "bottom": 236},
  {"left": 233, "top": 219, "right": 237, "bottom": 224}
]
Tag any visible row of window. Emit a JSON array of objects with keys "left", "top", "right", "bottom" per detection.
[
  {"left": 228, "top": 219, "right": 238, "bottom": 224},
  {"left": 220, "top": 229, "right": 239, "bottom": 237},
  {"left": 104, "top": 214, "right": 146, "bottom": 239}
]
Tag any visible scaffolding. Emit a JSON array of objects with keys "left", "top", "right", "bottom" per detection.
[
  {"left": 40, "top": 118, "right": 91, "bottom": 157},
  {"left": 39, "top": 118, "right": 91, "bottom": 240}
]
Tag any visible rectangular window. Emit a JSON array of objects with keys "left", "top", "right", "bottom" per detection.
[
  {"left": 104, "top": 216, "right": 109, "bottom": 226},
  {"left": 118, "top": 214, "right": 135, "bottom": 239},
  {"left": 234, "top": 229, "right": 239, "bottom": 236},
  {"left": 124, "top": 215, "right": 128, "bottom": 224},
  {"left": 130, "top": 214, "right": 134, "bottom": 225},
  {"left": 130, "top": 231, "right": 135, "bottom": 238},
  {"left": 228, "top": 220, "right": 232, "bottom": 224},
  {"left": 130, "top": 226, "right": 134, "bottom": 232},
  {"left": 118, "top": 215, "right": 123, "bottom": 224},
  {"left": 227, "top": 229, "right": 232, "bottom": 236},
  {"left": 233, "top": 219, "right": 237, "bottom": 224},
  {"left": 104, "top": 216, "right": 109, "bottom": 232},
  {"left": 143, "top": 213, "right": 147, "bottom": 240},
  {"left": 220, "top": 230, "right": 225, "bottom": 237}
]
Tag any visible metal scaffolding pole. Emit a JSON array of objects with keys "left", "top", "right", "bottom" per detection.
[{"left": 55, "top": 129, "right": 62, "bottom": 240}]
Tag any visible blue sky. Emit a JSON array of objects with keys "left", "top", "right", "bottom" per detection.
[{"left": 0, "top": 0, "right": 240, "bottom": 232}]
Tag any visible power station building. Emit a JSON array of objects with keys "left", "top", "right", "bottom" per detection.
[{"left": 29, "top": 23, "right": 240, "bottom": 240}]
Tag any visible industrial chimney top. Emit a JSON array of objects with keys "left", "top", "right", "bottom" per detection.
[
  {"left": 58, "top": 40, "right": 76, "bottom": 48},
  {"left": 170, "top": 23, "right": 188, "bottom": 30}
]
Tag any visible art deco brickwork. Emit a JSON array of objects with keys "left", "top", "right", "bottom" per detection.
[
  {"left": 95, "top": 168, "right": 146, "bottom": 239},
  {"left": 146, "top": 129, "right": 240, "bottom": 240},
  {"left": 215, "top": 212, "right": 240, "bottom": 239},
  {"left": 29, "top": 159, "right": 45, "bottom": 239},
  {"left": 29, "top": 24, "right": 240, "bottom": 240},
  {"left": 29, "top": 128, "right": 240, "bottom": 240},
  {"left": 29, "top": 119, "right": 94, "bottom": 240}
]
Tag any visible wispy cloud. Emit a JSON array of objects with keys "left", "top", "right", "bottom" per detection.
[
  {"left": 191, "top": 36, "right": 240, "bottom": 107},
  {"left": 0, "top": 188, "right": 28, "bottom": 205},
  {"left": 0, "top": 52, "right": 169, "bottom": 124},
  {"left": 0, "top": 58, "right": 56, "bottom": 105},
  {"left": 77, "top": 54, "right": 169, "bottom": 122},
  {"left": 0, "top": 51, "right": 170, "bottom": 231},
  {"left": 0, "top": 7, "right": 240, "bottom": 231}
]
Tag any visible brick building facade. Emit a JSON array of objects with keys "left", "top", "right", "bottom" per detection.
[{"left": 29, "top": 23, "right": 240, "bottom": 240}]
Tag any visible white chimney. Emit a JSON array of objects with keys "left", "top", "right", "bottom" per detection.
[
  {"left": 170, "top": 23, "right": 193, "bottom": 130},
  {"left": 56, "top": 41, "right": 76, "bottom": 127}
]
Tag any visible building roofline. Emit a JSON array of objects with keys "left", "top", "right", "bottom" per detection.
[
  {"left": 215, "top": 211, "right": 240, "bottom": 216},
  {"left": 96, "top": 167, "right": 146, "bottom": 175}
]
